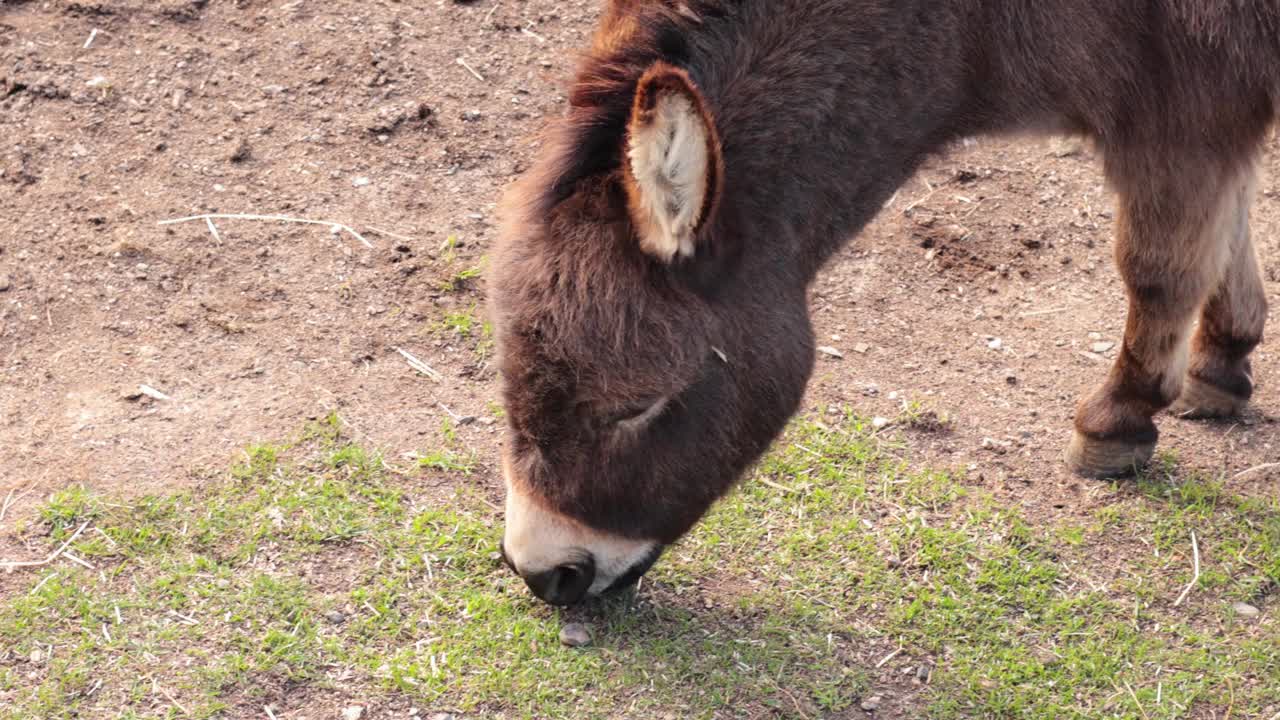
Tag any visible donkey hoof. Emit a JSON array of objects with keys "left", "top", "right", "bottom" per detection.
[
  {"left": 1170, "top": 375, "right": 1248, "bottom": 419},
  {"left": 1065, "top": 432, "right": 1155, "bottom": 479}
]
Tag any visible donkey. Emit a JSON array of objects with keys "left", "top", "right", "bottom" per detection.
[{"left": 488, "top": 0, "right": 1279, "bottom": 606}]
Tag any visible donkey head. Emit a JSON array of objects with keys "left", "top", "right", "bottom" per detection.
[{"left": 490, "top": 57, "right": 814, "bottom": 605}]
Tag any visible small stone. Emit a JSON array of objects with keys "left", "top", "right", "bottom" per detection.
[
  {"left": 1047, "top": 135, "right": 1084, "bottom": 158},
  {"left": 915, "top": 665, "right": 931, "bottom": 681},
  {"left": 559, "top": 622, "right": 592, "bottom": 648},
  {"left": 0, "top": 274, "right": 11, "bottom": 292},
  {"left": 1233, "top": 602, "right": 1261, "bottom": 617},
  {"left": 860, "top": 695, "right": 882, "bottom": 712},
  {"left": 1091, "top": 341, "right": 1115, "bottom": 353},
  {"left": 166, "top": 301, "right": 199, "bottom": 328},
  {"left": 229, "top": 138, "right": 252, "bottom": 163},
  {"left": 353, "top": 176, "right": 372, "bottom": 187},
  {"left": 987, "top": 337, "right": 1003, "bottom": 350},
  {"left": 1003, "top": 370, "right": 1018, "bottom": 385},
  {"left": 462, "top": 109, "right": 482, "bottom": 122},
  {"left": 325, "top": 610, "right": 347, "bottom": 624},
  {"left": 428, "top": 714, "right": 454, "bottom": 720},
  {"left": 29, "top": 648, "right": 44, "bottom": 664},
  {"left": 342, "top": 706, "right": 365, "bottom": 720},
  {"left": 1087, "top": 332, "right": 1102, "bottom": 340},
  {"left": 871, "top": 416, "right": 890, "bottom": 430},
  {"left": 853, "top": 342, "right": 870, "bottom": 354},
  {"left": 817, "top": 346, "right": 844, "bottom": 359},
  {"left": 981, "top": 437, "right": 1008, "bottom": 454}
]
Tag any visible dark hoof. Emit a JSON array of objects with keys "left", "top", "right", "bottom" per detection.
[
  {"left": 1065, "top": 431, "right": 1155, "bottom": 479},
  {"left": 1170, "top": 375, "right": 1249, "bottom": 419}
]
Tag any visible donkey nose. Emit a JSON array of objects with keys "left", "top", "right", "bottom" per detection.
[{"left": 522, "top": 560, "right": 595, "bottom": 606}]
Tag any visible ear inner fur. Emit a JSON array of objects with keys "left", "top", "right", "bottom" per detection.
[{"left": 624, "top": 62, "right": 723, "bottom": 262}]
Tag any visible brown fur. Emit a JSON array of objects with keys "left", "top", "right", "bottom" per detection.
[{"left": 490, "top": 0, "right": 1278, "bottom": 544}]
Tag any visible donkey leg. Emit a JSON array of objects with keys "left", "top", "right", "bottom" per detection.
[
  {"left": 1170, "top": 168, "right": 1266, "bottom": 419},
  {"left": 1065, "top": 162, "right": 1245, "bottom": 478}
]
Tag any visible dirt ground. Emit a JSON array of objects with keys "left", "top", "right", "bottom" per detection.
[{"left": 1, "top": 1, "right": 1278, "bottom": 717}]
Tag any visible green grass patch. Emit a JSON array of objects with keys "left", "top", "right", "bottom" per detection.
[{"left": 1, "top": 411, "right": 1277, "bottom": 719}]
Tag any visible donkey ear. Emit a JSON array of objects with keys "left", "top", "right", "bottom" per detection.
[{"left": 623, "top": 62, "right": 723, "bottom": 262}]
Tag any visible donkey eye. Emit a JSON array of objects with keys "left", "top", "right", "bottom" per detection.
[
  {"left": 608, "top": 397, "right": 668, "bottom": 427},
  {"left": 606, "top": 402, "right": 655, "bottom": 424}
]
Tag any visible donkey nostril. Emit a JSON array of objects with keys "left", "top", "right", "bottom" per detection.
[{"left": 523, "top": 560, "right": 595, "bottom": 606}]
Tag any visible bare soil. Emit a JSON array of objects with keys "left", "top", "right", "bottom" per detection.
[{"left": 2, "top": 1, "right": 1278, "bottom": 717}]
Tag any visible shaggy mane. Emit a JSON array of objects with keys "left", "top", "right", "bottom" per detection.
[{"left": 519, "top": 1, "right": 734, "bottom": 221}]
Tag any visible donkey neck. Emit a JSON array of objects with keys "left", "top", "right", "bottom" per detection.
[{"left": 680, "top": 1, "right": 984, "bottom": 282}]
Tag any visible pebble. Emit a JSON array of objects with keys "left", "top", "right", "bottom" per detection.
[
  {"left": 353, "top": 176, "right": 372, "bottom": 187},
  {"left": 342, "top": 707, "right": 365, "bottom": 720},
  {"left": 987, "top": 337, "right": 1003, "bottom": 350},
  {"left": 817, "top": 345, "right": 844, "bottom": 359},
  {"left": 166, "top": 301, "right": 198, "bottom": 328},
  {"left": 872, "top": 416, "right": 890, "bottom": 429},
  {"left": 229, "top": 138, "right": 252, "bottom": 163},
  {"left": 860, "top": 695, "right": 882, "bottom": 712},
  {"left": 559, "top": 623, "right": 592, "bottom": 648},
  {"left": 0, "top": 274, "right": 11, "bottom": 292},
  {"left": 981, "top": 437, "right": 1009, "bottom": 454},
  {"left": 324, "top": 610, "right": 347, "bottom": 624},
  {"left": 1233, "top": 602, "right": 1261, "bottom": 617},
  {"left": 1048, "top": 135, "right": 1084, "bottom": 158},
  {"left": 429, "top": 714, "right": 455, "bottom": 720},
  {"left": 853, "top": 342, "right": 871, "bottom": 354},
  {"left": 1091, "top": 341, "right": 1115, "bottom": 353},
  {"left": 29, "top": 648, "right": 44, "bottom": 664}
]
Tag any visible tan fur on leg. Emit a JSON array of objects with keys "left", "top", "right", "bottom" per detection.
[
  {"left": 1173, "top": 163, "right": 1267, "bottom": 419},
  {"left": 1068, "top": 158, "right": 1251, "bottom": 477}
]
